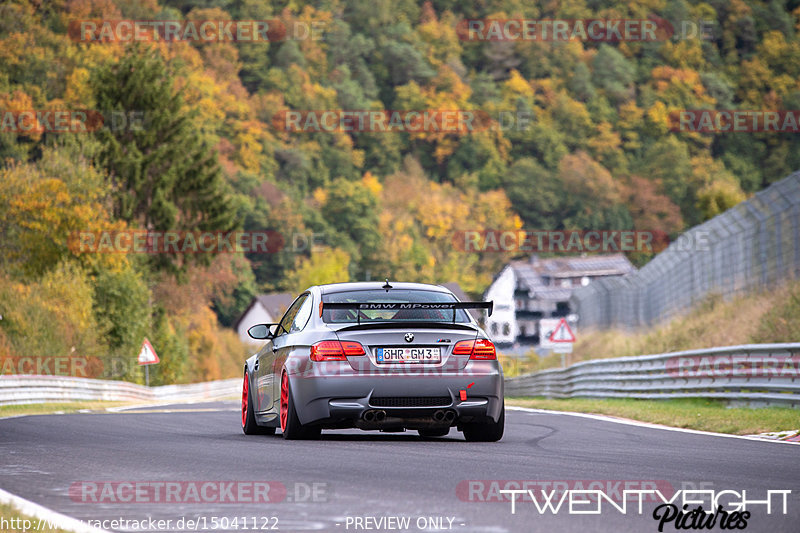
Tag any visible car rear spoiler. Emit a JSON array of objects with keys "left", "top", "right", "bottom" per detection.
[{"left": 321, "top": 301, "right": 493, "bottom": 324}]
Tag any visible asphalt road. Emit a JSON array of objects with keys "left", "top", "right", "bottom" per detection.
[{"left": 0, "top": 402, "right": 798, "bottom": 533}]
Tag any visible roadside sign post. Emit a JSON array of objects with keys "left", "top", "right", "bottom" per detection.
[
  {"left": 137, "top": 338, "right": 160, "bottom": 386},
  {"left": 543, "top": 318, "right": 576, "bottom": 367}
]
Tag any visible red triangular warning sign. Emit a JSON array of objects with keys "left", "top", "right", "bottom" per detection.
[
  {"left": 138, "top": 337, "right": 160, "bottom": 365},
  {"left": 548, "top": 318, "right": 575, "bottom": 343}
]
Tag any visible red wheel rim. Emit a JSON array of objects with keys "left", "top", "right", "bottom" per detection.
[
  {"left": 280, "top": 372, "right": 288, "bottom": 432},
  {"left": 241, "top": 374, "right": 249, "bottom": 428}
]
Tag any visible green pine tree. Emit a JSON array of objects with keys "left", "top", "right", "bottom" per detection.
[{"left": 91, "top": 46, "right": 235, "bottom": 270}]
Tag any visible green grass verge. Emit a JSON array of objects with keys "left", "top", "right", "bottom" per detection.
[
  {"left": 0, "top": 401, "right": 134, "bottom": 418},
  {"left": 0, "top": 502, "right": 71, "bottom": 533},
  {"left": 0, "top": 398, "right": 240, "bottom": 418},
  {"left": 506, "top": 397, "right": 800, "bottom": 436}
]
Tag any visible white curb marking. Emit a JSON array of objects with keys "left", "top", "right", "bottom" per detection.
[
  {"left": 0, "top": 487, "right": 110, "bottom": 533},
  {"left": 507, "top": 405, "right": 800, "bottom": 446}
]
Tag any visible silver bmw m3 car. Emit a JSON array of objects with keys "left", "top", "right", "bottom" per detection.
[{"left": 241, "top": 281, "right": 504, "bottom": 441}]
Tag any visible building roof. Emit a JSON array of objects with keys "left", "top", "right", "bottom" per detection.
[
  {"left": 256, "top": 293, "right": 296, "bottom": 318},
  {"left": 440, "top": 281, "right": 469, "bottom": 300},
  {"left": 528, "top": 287, "right": 574, "bottom": 302},
  {"left": 233, "top": 292, "right": 295, "bottom": 330},
  {"left": 541, "top": 254, "right": 637, "bottom": 278},
  {"left": 510, "top": 254, "right": 635, "bottom": 296}
]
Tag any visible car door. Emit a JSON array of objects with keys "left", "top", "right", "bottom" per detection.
[
  {"left": 253, "top": 339, "right": 275, "bottom": 413},
  {"left": 254, "top": 328, "right": 283, "bottom": 414},
  {"left": 253, "top": 295, "right": 303, "bottom": 415},
  {"left": 261, "top": 293, "right": 310, "bottom": 413}
]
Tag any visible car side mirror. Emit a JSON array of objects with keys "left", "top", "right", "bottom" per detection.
[{"left": 247, "top": 323, "right": 277, "bottom": 340}]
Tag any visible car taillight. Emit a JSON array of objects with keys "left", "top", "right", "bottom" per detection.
[
  {"left": 471, "top": 339, "right": 497, "bottom": 359},
  {"left": 341, "top": 341, "right": 366, "bottom": 356},
  {"left": 310, "top": 340, "right": 365, "bottom": 361},
  {"left": 452, "top": 339, "right": 497, "bottom": 360},
  {"left": 452, "top": 340, "right": 474, "bottom": 355}
]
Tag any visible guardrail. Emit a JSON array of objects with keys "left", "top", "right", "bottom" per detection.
[
  {"left": 0, "top": 376, "right": 240, "bottom": 406},
  {"left": 504, "top": 343, "right": 800, "bottom": 408}
]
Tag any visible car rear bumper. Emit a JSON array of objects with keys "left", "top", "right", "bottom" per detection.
[{"left": 287, "top": 359, "right": 503, "bottom": 428}]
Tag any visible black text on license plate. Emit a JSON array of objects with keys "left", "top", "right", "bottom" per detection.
[{"left": 376, "top": 347, "right": 441, "bottom": 363}]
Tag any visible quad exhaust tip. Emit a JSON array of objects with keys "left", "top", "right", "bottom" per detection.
[
  {"left": 363, "top": 409, "right": 387, "bottom": 422},
  {"left": 433, "top": 409, "right": 456, "bottom": 423}
]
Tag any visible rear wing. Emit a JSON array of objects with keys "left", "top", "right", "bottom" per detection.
[{"left": 321, "top": 301, "right": 493, "bottom": 324}]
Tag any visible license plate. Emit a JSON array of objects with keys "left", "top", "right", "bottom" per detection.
[{"left": 375, "top": 347, "right": 441, "bottom": 363}]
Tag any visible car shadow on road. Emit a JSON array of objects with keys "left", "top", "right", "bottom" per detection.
[
  {"left": 231, "top": 430, "right": 466, "bottom": 442},
  {"left": 316, "top": 432, "right": 463, "bottom": 442}
]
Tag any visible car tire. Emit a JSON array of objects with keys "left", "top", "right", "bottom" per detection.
[
  {"left": 418, "top": 428, "right": 450, "bottom": 438},
  {"left": 280, "top": 371, "right": 321, "bottom": 440},
  {"left": 462, "top": 404, "right": 504, "bottom": 442},
  {"left": 242, "top": 372, "right": 275, "bottom": 435}
]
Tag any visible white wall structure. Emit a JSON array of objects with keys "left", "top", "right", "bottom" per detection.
[
  {"left": 234, "top": 293, "right": 295, "bottom": 345},
  {"left": 483, "top": 265, "right": 517, "bottom": 345},
  {"left": 236, "top": 302, "right": 275, "bottom": 344}
]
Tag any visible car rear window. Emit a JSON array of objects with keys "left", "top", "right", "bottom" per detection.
[{"left": 321, "top": 289, "right": 470, "bottom": 324}]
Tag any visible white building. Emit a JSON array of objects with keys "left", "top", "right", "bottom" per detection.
[
  {"left": 483, "top": 254, "right": 635, "bottom": 346},
  {"left": 233, "top": 293, "right": 295, "bottom": 344}
]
